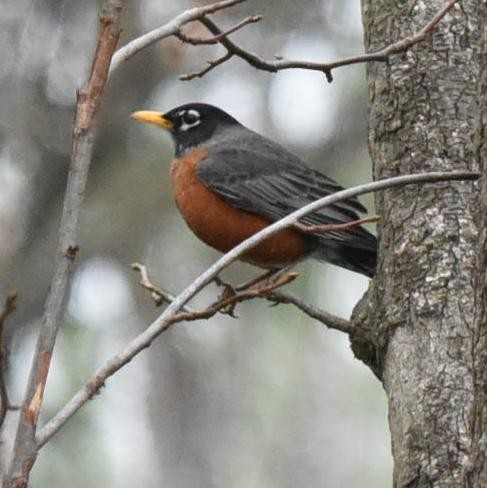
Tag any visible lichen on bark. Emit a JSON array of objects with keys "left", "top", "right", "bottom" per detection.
[{"left": 352, "top": 1, "right": 485, "bottom": 485}]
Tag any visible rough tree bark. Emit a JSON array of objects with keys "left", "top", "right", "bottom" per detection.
[
  {"left": 470, "top": 2, "right": 487, "bottom": 486},
  {"left": 352, "top": 1, "right": 486, "bottom": 486}
]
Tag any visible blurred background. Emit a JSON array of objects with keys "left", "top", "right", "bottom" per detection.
[{"left": 0, "top": 0, "right": 391, "bottom": 486}]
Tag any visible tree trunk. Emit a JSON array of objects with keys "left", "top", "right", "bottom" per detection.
[
  {"left": 469, "top": 3, "right": 487, "bottom": 485},
  {"left": 352, "top": 1, "right": 486, "bottom": 485}
]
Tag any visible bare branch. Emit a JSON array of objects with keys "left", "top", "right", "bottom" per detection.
[
  {"left": 3, "top": 1, "right": 123, "bottom": 487},
  {"left": 180, "top": 52, "right": 232, "bottom": 81},
  {"left": 0, "top": 293, "right": 18, "bottom": 327},
  {"left": 176, "top": 15, "right": 262, "bottom": 45},
  {"left": 234, "top": 269, "right": 277, "bottom": 292},
  {"left": 0, "top": 292, "right": 19, "bottom": 428},
  {"left": 108, "top": 0, "right": 248, "bottom": 75},
  {"left": 37, "top": 270, "right": 298, "bottom": 447},
  {"left": 267, "top": 290, "right": 353, "bottom": 335},
  {"left": 132, "top": 262, "right": 194, "bottom": 312},
  {"left": 180, "top": 0, "right": 459, "bottom": 82},
  {"left": 109, "top": 0, "right": 458, "bottom": 84},
  {"left": 131, "top": 262, "right": 351, "bottom": 338},
  {"left": 132, "top": 262, "right": 176, "bottom": 307},
  {"left": 36, "top": 170, "right": 478, "bottom": 448},
  {"left": 294, "top": 215, "right": 380, "bottom": 234},
  {"left": 171, "top": 271, "right": 298, "bottom": 323}
]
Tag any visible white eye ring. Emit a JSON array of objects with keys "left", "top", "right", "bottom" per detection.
[{"left": 181, "top": 110, "right": 200, "bottom": 130}]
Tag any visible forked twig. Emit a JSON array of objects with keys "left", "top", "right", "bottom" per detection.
[
  {"left": 109, "top": 0, "right": 249, "bottom": 74},
  {"left": 176, "top": 15, "right": 262, "bottom": 45},
  {"left": 180, "top": 0, "right": 460, "bottom": 81}
]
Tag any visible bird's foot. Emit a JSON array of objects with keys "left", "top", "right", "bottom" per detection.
[
  {"left": 213, "top": 276, "right": 239, "bottom": 317},
  {"left": 237, "top": 268, "right": 299, "bottom": 292},
  {"left": 213, "top": 269, "right": 298, "bottom": 316}
]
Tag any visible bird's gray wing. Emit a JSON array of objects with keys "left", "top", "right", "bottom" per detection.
[{"left": 196, "top": 140, "right": 376, "bottom": 251}]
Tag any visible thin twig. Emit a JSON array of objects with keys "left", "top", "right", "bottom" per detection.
[
  {"left": 294, "top": 215, "right": 380, "bottom": 234},
  {"left": 180, "top": 52, "right": 233, "bottom": 81},
  {"left": 36, "top": 170, "right": 478, "bottom": 448},
  {"left": 176, "top": 15, "right": 262, "bottom": 45},
  {"left": 132, "top": 262, "right": 176, "bottom": 307},
  {"left": 180, "top": 0, "right": 459, "bottom": 81},
  {"left": 132, "top": 263, "right": 194, "bottom": 312},
  {"left": 108, "top": 0, "right": 248, "bottom": 75},
  {"left": 0, "top": 292, "right": 19, "bottom": 428},
  {"left": 0, "top": 293, "right": 18, "bottom": 327},
  {"left": 267, "top": 290, "right": 353, "bottom": 335},
  {"left": 233, "top": 269, "right": 277, "bottom": 292},
  {"left": 3, "top": 2, "right": 123, "bottom": 487}
]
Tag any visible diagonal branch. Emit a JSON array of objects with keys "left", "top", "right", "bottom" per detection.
[
  {"left": 294, "top": 215, "right": 380, "bottom": 234},
  {"left": 267, "top": 290, "right": 353, "bottom": 335},
  {"left": 37, "top": 270, "right": 299, "bottom": 448},
  {"left": 180, "top": 0, "right": 459, "bottom": 82},
  {"left": 35, "top": 170, "right": 478, "bottom": 448}
]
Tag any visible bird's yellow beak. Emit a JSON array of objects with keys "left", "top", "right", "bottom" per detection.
[{"left": 131, "top": 110, "right": 174, "bottom": 130}]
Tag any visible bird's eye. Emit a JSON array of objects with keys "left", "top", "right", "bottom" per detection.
[{"left": 181, "top": 110, "right": 200, "bottom": 126}]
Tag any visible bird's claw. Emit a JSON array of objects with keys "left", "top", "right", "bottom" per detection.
[{"left": 214, "top": 276, "right": 239, "bottom": 317}]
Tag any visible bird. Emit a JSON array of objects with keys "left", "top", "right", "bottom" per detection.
[{"left": 131, "top": 103, "right": 377, "bottom": 277}]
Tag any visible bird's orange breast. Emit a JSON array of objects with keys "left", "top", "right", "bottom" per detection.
[{"left": 170, "top": 147, "right": 307, "bottom": 268}]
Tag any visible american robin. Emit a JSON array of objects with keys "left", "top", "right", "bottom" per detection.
[{"left": 131, "top": 103, "right": 377, "bottom": 277}]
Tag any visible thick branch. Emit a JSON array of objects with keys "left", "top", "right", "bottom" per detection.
[
  {"left": 180, "top": 0, "right": 459, "bottom": 82},
  {"left": 3, "top": 2, "right": 123, "bottom": 487},
  {"left": 36, "top": 170, "right": 477, "bottom": 448}
]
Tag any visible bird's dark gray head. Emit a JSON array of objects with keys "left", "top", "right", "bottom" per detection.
[{"left": 131, "top": 103, "right": 241, "bottom": 155}]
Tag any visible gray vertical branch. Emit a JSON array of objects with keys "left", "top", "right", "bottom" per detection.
[
  {"left": 354, "top": 0, "right": 484, "bottom": 485},
  {"left": 3, "top": 1, "right": 123, "bottom": 486}
]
